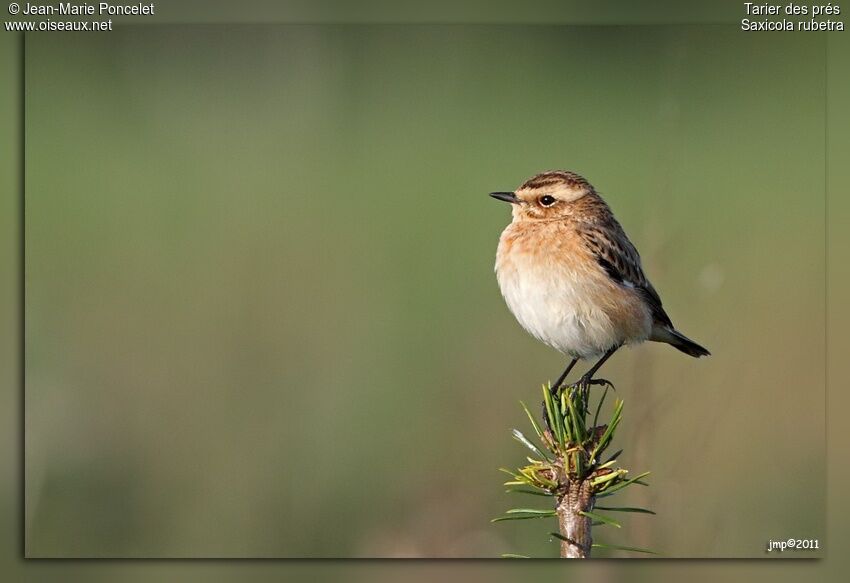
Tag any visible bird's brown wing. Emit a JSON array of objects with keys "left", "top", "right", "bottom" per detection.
[{"left": 578, "top": 220, "right": 674, "bottom": 329}]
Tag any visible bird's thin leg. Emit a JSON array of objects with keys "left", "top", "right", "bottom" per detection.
[
  {"left": 572, "top": 346, "right": 620, "bottom": 399},
  {"left": 550, "top": 358, "right": 579, "bottom": 395},
  {"left": 582, "top": 347, "right": 619, "bottom": 383}
]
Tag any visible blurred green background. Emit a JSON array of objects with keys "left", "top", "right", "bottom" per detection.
[{"left": 20, "top": 25, "right": 824, "bottom": 558}]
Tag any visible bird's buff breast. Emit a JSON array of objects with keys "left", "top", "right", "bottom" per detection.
[{"left": 495, "top": 224, "right": 651, "bottom": 359}]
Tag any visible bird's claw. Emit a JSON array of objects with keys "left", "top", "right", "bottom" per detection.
[
  {"left": 567, "top": 376, "right": 613, "bottom": 392},
  {"left": 545, "top": 377, "right": 615, "bottom": 429},
  {"left": 565, "top": 377, "right": 614, "bottom": 415}
]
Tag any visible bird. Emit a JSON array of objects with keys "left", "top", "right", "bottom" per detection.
[{"left": 491, "top": 170, "right": 709, "bottom": 394}]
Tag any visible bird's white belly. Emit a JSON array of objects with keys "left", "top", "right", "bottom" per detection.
[{"left": 497, "top": 262, "right": 633, "bottom": 359}]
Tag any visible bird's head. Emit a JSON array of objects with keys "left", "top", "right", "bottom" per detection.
[{"left": 490, "top": 170, "right": 595, "bottom": 222}]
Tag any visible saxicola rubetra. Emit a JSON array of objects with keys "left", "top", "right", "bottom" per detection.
[{"left": 492, "top": 170, "right": 709, "bottom": 393}]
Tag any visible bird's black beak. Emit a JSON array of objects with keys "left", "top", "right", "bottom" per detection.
[{"left": 489, "top": 191, "right": 519, "bottom": 204}]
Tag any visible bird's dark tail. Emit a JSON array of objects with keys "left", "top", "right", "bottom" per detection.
[{"left": 652, "top": 327, "right": 711, "bottom": 358}]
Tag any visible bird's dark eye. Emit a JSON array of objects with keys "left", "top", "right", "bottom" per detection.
[{"left": 539, "top": 195, "right": 556, "bottom": 207}]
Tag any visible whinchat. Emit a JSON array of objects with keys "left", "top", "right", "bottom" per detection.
[{"left": 492, "top": 170, "right": 709, "bottom": 392}]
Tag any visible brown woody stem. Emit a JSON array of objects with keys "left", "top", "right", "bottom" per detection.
[{"left": 556, "top": 479, "right": 594, "bottom": 558}]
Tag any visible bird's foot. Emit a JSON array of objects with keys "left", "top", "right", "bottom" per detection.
[
  {"left": 568, "top": 375, "right": 613, "bottom": 392},
  {"left": 543, "top": 378, "right": 614, "bottom": 435},
  {"left": 566, "top": 376, "right": 614, "bottom": 414}
]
